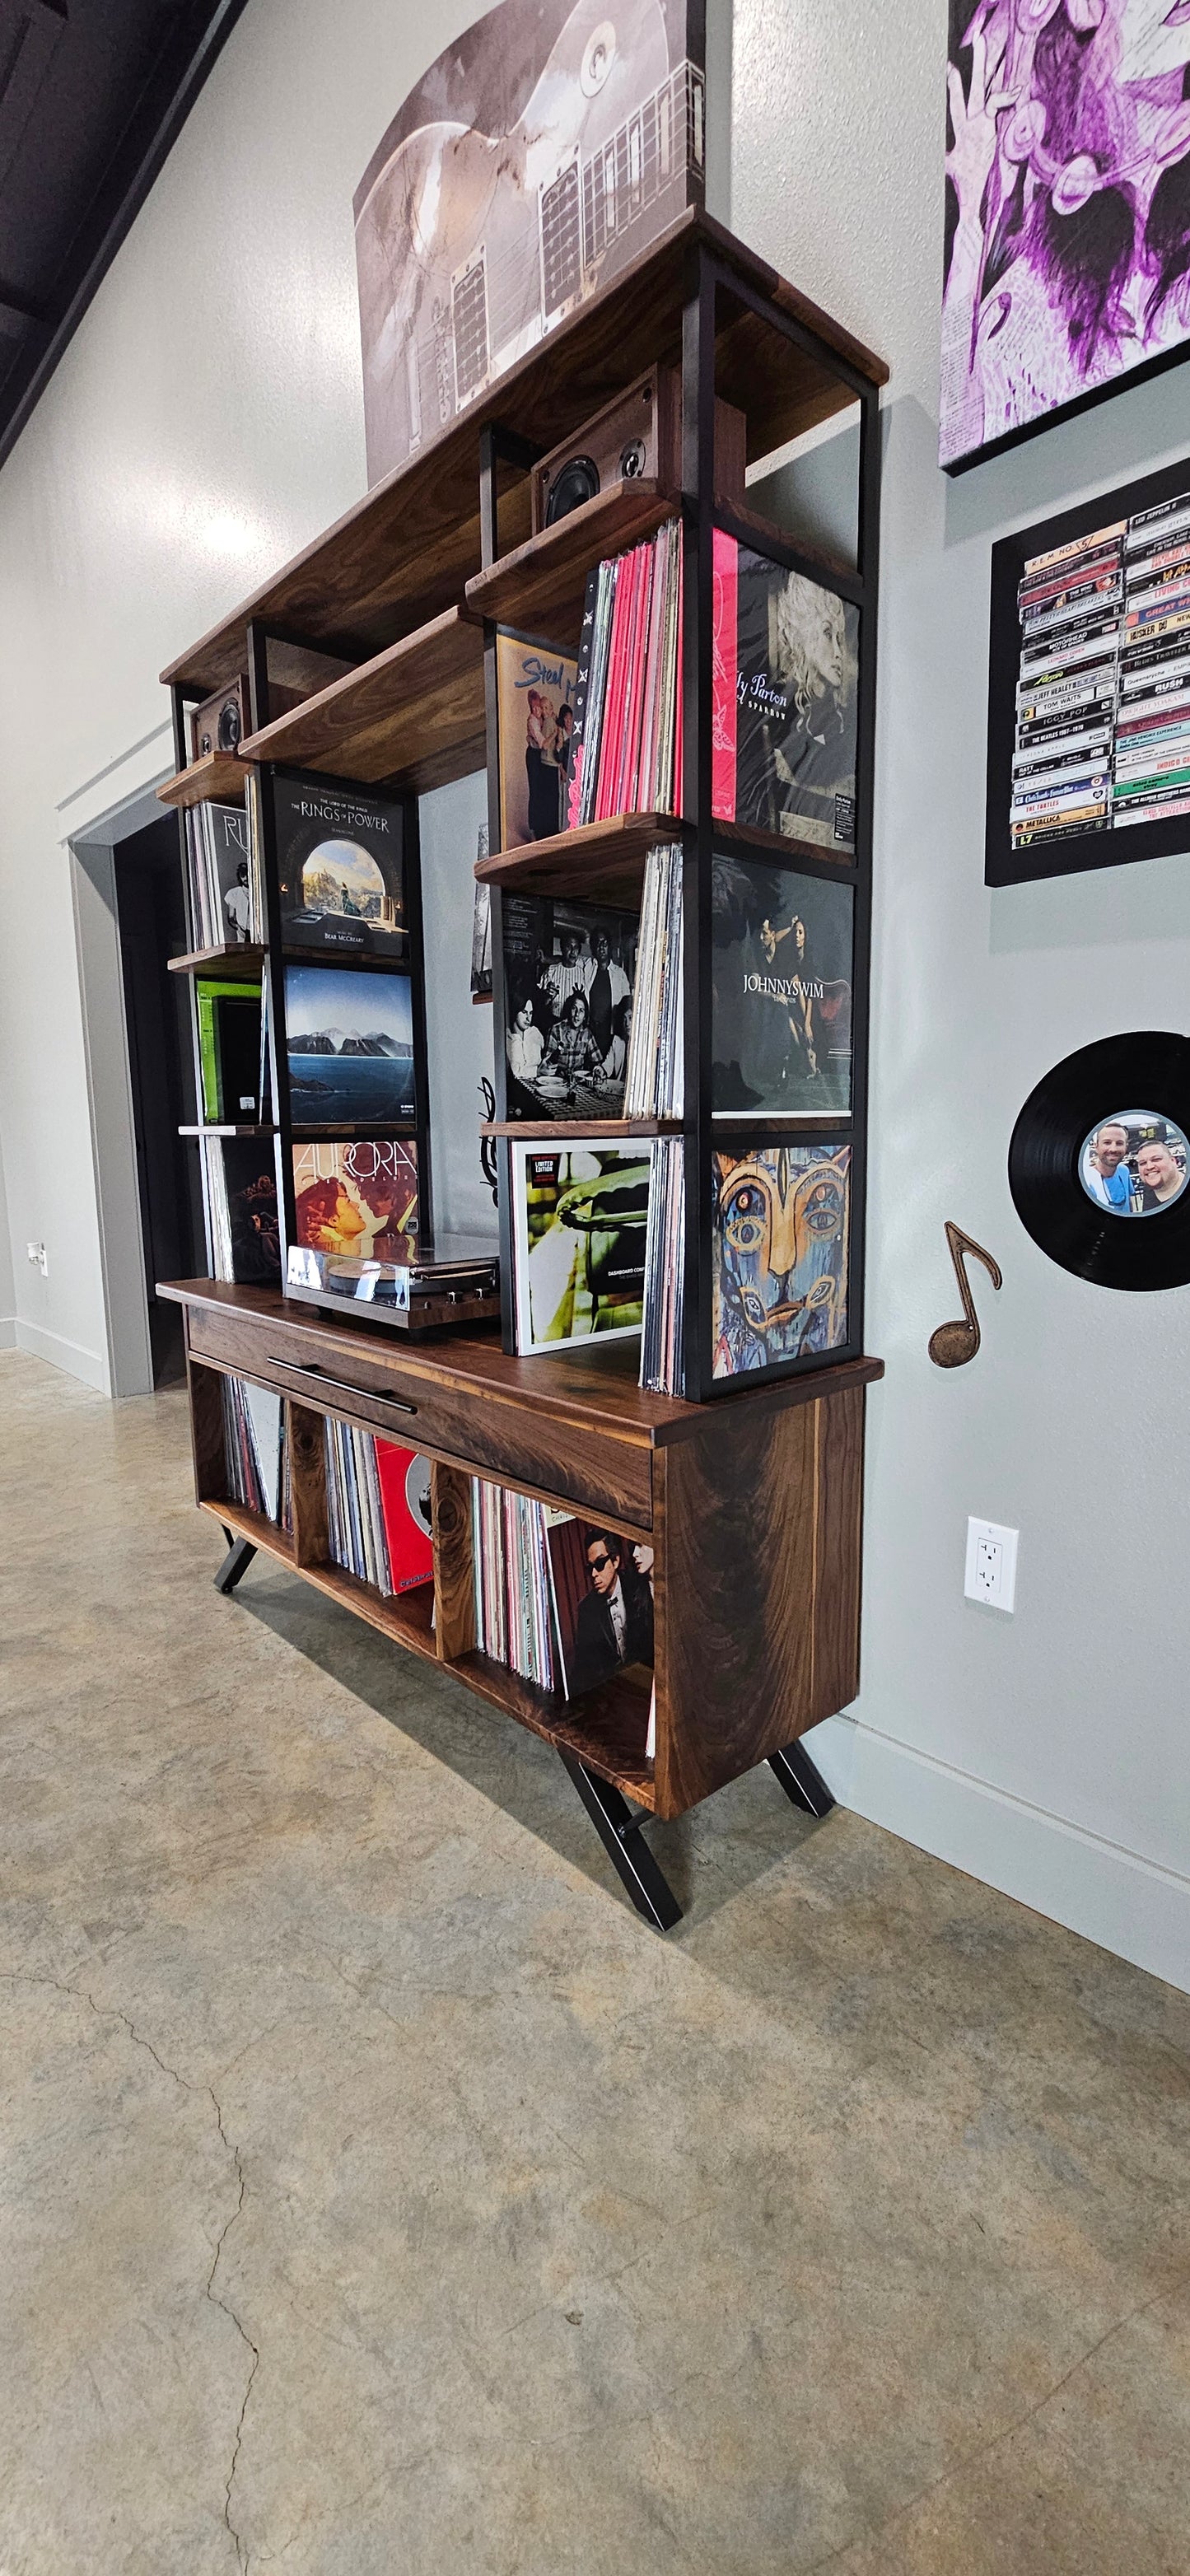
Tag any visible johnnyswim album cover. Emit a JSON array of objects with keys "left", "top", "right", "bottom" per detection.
[
  {"left": 711, "top": 854, "right": 853, "bottom": 1117},
  {"left": 712, "top": 533, "right": 860, "bottom": 855},
  {"left": 711, "top": 1141, "right": 851, "bottom": 1379},
  {"left": 273, "top": 774, "right": 407, "bottom": 959}
]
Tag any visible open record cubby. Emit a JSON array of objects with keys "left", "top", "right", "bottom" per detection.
[{"left": 154, "top": 211, "right": 887, "bottom": 1926}]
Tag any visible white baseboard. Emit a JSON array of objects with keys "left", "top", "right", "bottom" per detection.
[
  {"left": 14, "top": 1317, "right": 108, "bottom": 1393},
  {"left": 0, "top": 1314, "right": 16, "bottom": 1350},
  {"left": 811, "top": 1713, "right": 1190, "bottom": 1999}
]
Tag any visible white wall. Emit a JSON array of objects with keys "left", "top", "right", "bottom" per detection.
[
  {"left": 734, "top": 0, "right": 1190, "bottom": 1990},
  {"left": 0, "top": 0, "right": 1187, "bottom": 1985}
]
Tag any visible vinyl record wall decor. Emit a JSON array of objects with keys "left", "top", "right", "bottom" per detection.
[
  {"left": 1009, "top": 1031, "right": 1190, "bottom": 1290},
  {"left": 987, "top": 455, "right": 1190, "bottom": 887}
]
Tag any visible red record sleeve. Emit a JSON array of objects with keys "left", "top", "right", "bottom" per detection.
[
  {"left": 374, "top": 1442, "right": 434, "bottom": 1592},
  {"left": 711, "top": 527, "right": 738, "bottom": 820}
]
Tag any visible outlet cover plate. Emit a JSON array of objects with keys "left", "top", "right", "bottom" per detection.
[{"left": 965, "top": 1517, "right": 1018, "bottom": 1613}]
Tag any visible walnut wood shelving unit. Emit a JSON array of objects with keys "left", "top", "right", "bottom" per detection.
[{"left": 156, "top": 210, "right": 887, "bottom": 1928}]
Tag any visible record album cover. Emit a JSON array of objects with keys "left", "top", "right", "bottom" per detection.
[
  {"left": 273, "top": 774, "right": 406, "bottom": 958},
  {"left": 545, "top": 1514, "right": 655, "bottom": 1699},
  {"left": 502, "top": 890, "right": 637, "bottom": 1118},
  {"left": 496, "top": 632, "right": 578, "bottom": 847},
  {"left": 283, "top": 964, "right": 416, "bottom": 1126},
  {"left": 221, "top": 1138, "right": 282, "bottom": 1286},
  {"left": 291, "top": 1139, "right": 419, "bottom": 1260},
  {"left": 711, "top": 856, "right": 853, "bottom": 1116},
  {"left": 712, "top": 534, "right": 859, "bottom": 854},
  {"left": 511, "top": 1141, "right": 650, "bottom": 1351},
  {"left": 375, "top": 1442, "right": 435, "bottom": 1590},
  {"left": 711, "top": 1141, "right": 851, "bottom": 1379}
]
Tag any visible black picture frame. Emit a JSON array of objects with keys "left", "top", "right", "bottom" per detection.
[{"left": 987, "top": 455, "right": 1190, "bottom": 889}]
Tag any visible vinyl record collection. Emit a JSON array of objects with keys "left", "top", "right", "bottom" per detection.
[
  {"left": 471, "top": 1477, "right": 561, "bottom": 1692},
  {"left": 184, "top": 798, "right": 264, "bottom": 948},
  {"left": 222, "top": 1376, "right": 287, "bottom": 1524},
  {"left": 623, "top": 842, "right": 684, "bottom": 1119},
  {"left": 640, "top": 1136, "right": 686, "bottom": 1395},
  {"left": 324, "top": 1422, "right": 435, "bottom": 1596},
  {"left": 567, "top": 520, "right": 683, "bottom": 826}
]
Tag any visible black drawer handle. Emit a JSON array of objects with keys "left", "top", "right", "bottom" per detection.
[{"left": 267, "top": 1356, "right": 416, "bottom": 1416}]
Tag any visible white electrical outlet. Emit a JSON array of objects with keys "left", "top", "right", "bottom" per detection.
[
  {"left": 26, "top": 1241, "right": 47, "bottom": 1275},
  {"left": 964, "top": 1517, "right": 1018, "bottom": 1613}
]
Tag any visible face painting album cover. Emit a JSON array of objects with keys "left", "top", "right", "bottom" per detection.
[
  {"left": 941, "top": 1, "right": 1190, "bottom": 470},
  {"left": 273, "top": 775, "right": 406, "bottom": 959},
  {"left": 511, "top": 1141, "right": 651, "bottom": 1351},
  {"left": 712, "top": 533, "right": 860, "bottom": 853},
  {"left": 291, "top": 1139, "right": 419, "bottom": 1261},
  {"left": 712, "top": 1141, "right": 851, "bottom": 1379},
  {"left": 711, "top": 855, "right": 853, "bottom": 1116},
  {"left": 352, "top": 0, "right": 705, "bottom": 484},
  {"left": 283, "top": 964, "right": 416, "bottom": 1127}
]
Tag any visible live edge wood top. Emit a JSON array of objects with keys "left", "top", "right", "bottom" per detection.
[
  {"left": 161, "top": 1279, "right": 883, "bottom": 1451},
  {"left": 160, "top": 210, "right": 888, "bottom": 698}
]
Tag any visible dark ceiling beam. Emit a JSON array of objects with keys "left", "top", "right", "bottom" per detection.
[{"left": 0, "top": 0, "right": 254, "bottom": 475}]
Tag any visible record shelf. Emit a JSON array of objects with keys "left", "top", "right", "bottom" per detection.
[{"left": 157, "top": 210, "right": 887, "bottom": 1927}]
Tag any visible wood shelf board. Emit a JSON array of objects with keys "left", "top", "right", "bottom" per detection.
[
  {"left": 156, "top": 753, "right": 249, "bottom": 811},
  {"left": 161, "top": 212, "right": 885, "bottom": 698},
  {"left": 465, "top": 480, "right": 677, "bottom": 637},
  {"left": 483, "top": 1118, "right": 684, "bottom": 1139},
  {"left": 164, "top": 1277, "right": 884, "bottom": 1447},
  {"left": 292, "top": 1561, "right": 439, "bottom": 1659},
  {"left": 200, "top": 1496, "right": 294, "bottom": 1562},
  {"left": 239, "top": 605, "right": 487, "bottom": 790},
  {"left": 167, "top": 944, "right": 266, "bottom": 978},
  {"left": 450, "top": 1650, "right": 656, "bottom": 1806},
  {"left": 475, "top": 810, "right": 685, "bottom": 903}
]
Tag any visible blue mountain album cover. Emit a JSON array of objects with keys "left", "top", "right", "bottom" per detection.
[{"left": 283, "top": 964, "right": 416, "bottom": 1126}]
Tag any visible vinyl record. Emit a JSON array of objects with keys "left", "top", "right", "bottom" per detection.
[{"left": 1009, "top": 1031, "right": 1190, "bottom": 1290}]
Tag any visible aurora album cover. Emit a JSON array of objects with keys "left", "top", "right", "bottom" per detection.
[
  {"left": 290, "top": 1139, "right": 419, "bottom": 1261},
  {"left": 711, "top": 1141, "right": 851, "bottom": 1379}
]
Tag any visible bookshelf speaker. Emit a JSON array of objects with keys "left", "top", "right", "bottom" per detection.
[{"left": 531, "top": 367, "right": 747, "bottom": 533}]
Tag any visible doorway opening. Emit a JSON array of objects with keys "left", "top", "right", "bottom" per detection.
[{"left": 111, "top": 814, "right": 203, "bottom": 1385}]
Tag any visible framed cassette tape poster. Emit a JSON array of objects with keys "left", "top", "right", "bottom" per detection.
[{"left": 987, "top": 455, "right": 1190, "bottom": 887}]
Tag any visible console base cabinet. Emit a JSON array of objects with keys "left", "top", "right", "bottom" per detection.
[{"left": 166, "top": 1284, "right": 881, "bottom": 1850}]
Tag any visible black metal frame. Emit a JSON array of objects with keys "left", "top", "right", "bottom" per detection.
[
  {"left": 986, "top": 451, "right": 1190, "bottom": 889},
  {"left": 677, "top": 243, "right": 880, "bottom": 1401},
  {"left": 214, "top": 1530, "right": 256, "bottom": 1594}
]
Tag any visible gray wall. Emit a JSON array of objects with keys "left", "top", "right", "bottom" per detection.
[
  {"left": 734, "top": 0, "right": 1190, "bottom": 1987},
  {"left": 0, "top": 0, "right": 1186, "bottom": 1982}
]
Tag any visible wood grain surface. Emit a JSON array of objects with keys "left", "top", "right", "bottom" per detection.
[
  {"left": 156, "top": 752, "right": 247, "bottom": 810},
  {"left": 160, "top": 212, "right": 885, "bottom": 698},
  {"left": 474, "top": 810, "right": 686, "bottom": 904},
  {"left": 809, "top": 1382, "right": 866, "bottom": 1723},
  {"left": 287, "top": 1400, "right": 330, "bottom": 1570},
  {"left": 239, "top": 607, "right": 486, "bottom": 791},
  {"left": 431, "top": 1462, "right": 476, "bottom": 1662},
  {"left": 464, "top": 480, "right": 676, "bottom": 640},
  {"left": 187, "top": 1359, "right": 227, "bottom": 1506}
]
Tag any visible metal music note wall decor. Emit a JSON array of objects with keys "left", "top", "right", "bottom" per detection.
[{"left": 928, "top": 1222, "right": 1002, "bottom": 1368}]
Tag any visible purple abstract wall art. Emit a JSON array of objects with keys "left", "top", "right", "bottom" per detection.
[{"left": 942, "top": 0, "right": 1190, "bottom": 470}]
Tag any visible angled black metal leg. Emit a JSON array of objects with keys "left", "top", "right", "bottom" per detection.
[
  {"left": 558, "top": 1751, "right": 683, "bottom": 1930},
  {"left": 769, "top": 1738, "right": 836, "bottom": 1820},
  {"left": 214, "top": 1533, "right": 256, "bottom": 1595}
]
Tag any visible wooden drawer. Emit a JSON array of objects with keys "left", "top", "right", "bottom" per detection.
[{"left": 186, "top": 1300, "right": 653, "bottom": 1529}]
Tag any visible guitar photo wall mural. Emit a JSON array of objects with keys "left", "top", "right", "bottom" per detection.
[{"left": 352, "top": 0, "right": 706, "bottom": 487}]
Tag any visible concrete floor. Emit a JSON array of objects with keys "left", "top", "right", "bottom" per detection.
[{"left": 2, "top": 1348, "right": 1188, "bottom": 2575}]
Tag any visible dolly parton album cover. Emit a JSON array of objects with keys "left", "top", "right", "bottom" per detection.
[
  {"left": 711, "top": 1141, "right": 851, "bottom": 1379},
  {"left": 352, "top": 0, "right": 707, "bottom": 485},
  {"left": 712, "top": 534, "right": 859, "bottom": 853}
]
